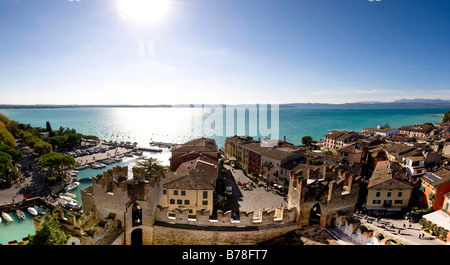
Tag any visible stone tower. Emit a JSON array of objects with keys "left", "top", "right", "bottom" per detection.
[{"left": 287, "top": 164, "right": 362, "bottom": 228}]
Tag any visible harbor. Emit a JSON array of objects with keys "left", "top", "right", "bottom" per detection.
[{"left": 0, "top": 148, "right": 169, "bottom": 245}]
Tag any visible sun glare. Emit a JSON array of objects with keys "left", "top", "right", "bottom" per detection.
[{"left": 116, "top": 0, "right": 170, "bottom": 25}]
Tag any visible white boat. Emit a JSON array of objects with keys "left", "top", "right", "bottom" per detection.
[
  {"left": 60, "top": 192, "right": 76, "bottom": 198},
  {"left": 90, "top": 162, "right": 106, "bottom": 169},
  {"left": 27, "top": 207, "right": 38, "bottom": 216},
  {"left": 0, "top": 216, "right": 2, "bottom": 224},
  {"left": 58, "top": 195, "right": 77, "bottom": 204},
  {"left": 64, "top": 182, "right": 80, "bottom": 191},
  {"left": 2, "top": 212, "right": 13, "bottom": 222}
]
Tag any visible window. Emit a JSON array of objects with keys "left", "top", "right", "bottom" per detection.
[
  {"left": 170, "top": 199, "right": 175, "bottom": 204},
  {"left": 203, "top": 191, "right": 208, "bottom": 199},
  {"left": 184, "top": 200, "right": 190, "bottom": 205},
  {"left": 373, "top": 200, "right": 381, "bottom": 204},
  {"left": 181, "top": 190, "right": 186, "bottom": 196},
  {"left": 174, "top": 190, "right": 178, "bottom": 196},
  {"left": 398, "top": 192, "right": 403, "bottom": 197},
  {"left": 177, "top": 199, "right": 182, "bottom": 204},
  {"left": 387, "top": 192, "right": 392, "bottom": 197},
  {"left": 394, "top": 200, "right": 403, "bottom": 204},
  {"left": 163, "top": 189, "right": 167, "bottom": 195},
  {"left": 446, "top": 203, "right": 449, "bottom": 212},
  {"left": 375, "top": 192, "right": 381, "bottom": 197},
  {"left": 202, "top": 200, "right": 208, "bottom": 205}
]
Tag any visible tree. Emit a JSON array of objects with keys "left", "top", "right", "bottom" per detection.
[
  {"left": 135, "top": 157, "right": 168, "bottom": 176},
  {"left": 301, "top": 136, "right": 313, "bottom": 146},
  {"left": 0, "top": 144, "right": 23, "bottom": 161},
  {"left": 45, "top": 121, "right": 52, "bottom": 132},
  {"left": 442, "top": 111, "right": 450, "bottom": 123},
  {"left": 0, "top": 151, "right": 12, "bottom": 178},
  {"left": 39, "top": 152, "right": 76, "bottom": 182},
  {"left": 28, "top": 215, "right": 68, "bottom": 245}
]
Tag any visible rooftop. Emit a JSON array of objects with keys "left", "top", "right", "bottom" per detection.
[
  {"left": 421, "top": 168, "right": 450, "bottom": 187},
  {"left": 171, "top": 137, "right": 218, "bottom": 153},
  {"left": 163, "top": 169, "right": 217, "bottom": 190},
  {"left": 368, "top": 161, "right": 412, "bottom": 189}
]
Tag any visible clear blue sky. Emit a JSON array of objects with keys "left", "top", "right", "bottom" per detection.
[{"left": 1, "top": 0, "right": 449, "bottom": 105}]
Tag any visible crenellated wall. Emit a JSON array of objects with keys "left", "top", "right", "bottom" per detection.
[
  {"left": 154, "top": 205, "right": 297, "bottom": 227},
  {"left": 288, "top": 165, "right": 362, "bottom": 227}
]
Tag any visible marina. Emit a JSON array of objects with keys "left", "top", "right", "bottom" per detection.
[{"left": 0, "top": 151, "right": 156, "bottom": 245}]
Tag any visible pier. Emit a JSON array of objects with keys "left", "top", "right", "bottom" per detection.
[
  {"left": 135, "top": 147, "right": 163, "bottom": 152},
  {"left": 149, "top": 141, "right": 180, "bottom": 149}
]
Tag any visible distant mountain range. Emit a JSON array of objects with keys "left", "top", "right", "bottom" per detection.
[
  {"left": 1, "top": 98, "right": 450, "bottom": 109},
  {"left": 281, "top": 98, "right": 450, "bottom": 109}
]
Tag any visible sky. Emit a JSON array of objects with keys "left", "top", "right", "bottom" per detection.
[{"left": 0, "top": 0, "right": 450, "bottom": 105}]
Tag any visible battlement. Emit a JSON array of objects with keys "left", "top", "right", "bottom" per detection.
[
  {"left": 92, "top": 166, "right": 129, "bottom": 192},
  {"left": 155, "top": 205, "right": 297, "bottom": 227}
]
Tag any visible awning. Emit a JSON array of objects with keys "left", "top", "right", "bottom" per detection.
[
  {"left": 419, "top": 186, "right": 424, "bottom": 191},
  {"left": 428, "top": 193, "right": 435, "bottom": 199}
]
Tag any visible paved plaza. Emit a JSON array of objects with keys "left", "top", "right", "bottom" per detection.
[{"left": 223, "top": 164, "right": 287, "bottom": 215}]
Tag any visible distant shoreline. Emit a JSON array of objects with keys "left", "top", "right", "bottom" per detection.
[{"left": 1, "top": 102, "right": 450, "bottom": 109}]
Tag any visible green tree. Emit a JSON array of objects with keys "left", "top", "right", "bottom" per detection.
[
  {"left": 45, "top": 121, "right": 52, "bottom": 132},
  {"left": 442, "top": 111, "right": 450, "bottom": 123},
  {"left": 135, "top": 157, "right": 168, "bottom": 176},
  {"left": 0, "top": 151, "right": 12, "bottom": 177},
  {"left": 39, "top": 152, "right": 76, "bottom": 182},
  {"left": 0, "top": 144, "right": 23, "bottom": 161},
  {"left": 301, "top": 136, "right": 313, "bottom": 146},
  {"left": 28, "top": 215, "right": 68, "bottom": 245}
]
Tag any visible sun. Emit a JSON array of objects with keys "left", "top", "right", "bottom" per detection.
[{"left": 116, "top": 0, "right": 170, "bottom": 25}]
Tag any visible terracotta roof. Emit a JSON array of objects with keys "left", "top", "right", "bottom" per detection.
[
  {"left": 171, "top": 137, "right": 218, "bottom": 153},
  {"left": 383, "top": 143, "right": 415, "bottom": 156},
  {"left": 399, "top": 124, "right": 434, "bottom": 133},
  {"left": 324, "top": 131, "right": 345, "bottom": 139},
  {"left": 262, "top": 147, "right": 301, "bottom": 160},
  {"left": 368, "top": 161, "right": 412, "bottom": 189},
  {"left": 421, "top": 168, "right": 450, "bottom": 187},
  {"left": 175, "top": 155, "right": 218, "bottom": 176},
  {"left": 241, "top": 142, "right": 272, "bottom": 154},
  {"left": 163, "top": 170, "right": 216, "bottom": 190},
  {"left": 337, "top": 144, "right": 361, "bottom": 154}
]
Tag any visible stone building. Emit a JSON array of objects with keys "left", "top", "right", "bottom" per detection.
[
  {"left": 287, "top": 162, "right": 362, "bottom": 228},
  {"left": 81, "top": 165, "right": 163, "bottom": 245}
]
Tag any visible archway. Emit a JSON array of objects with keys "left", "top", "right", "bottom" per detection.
[
  {"left": 131, "top": 228, "right": 143, "bottom": 246},
  {"left": 309, "top": 203, "right": 321, "bottom": 225},
  {"left": 132, "top": 202, "right": 142, "bottom": 227}
]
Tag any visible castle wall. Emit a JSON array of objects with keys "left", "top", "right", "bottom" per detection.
[
  {"left": 152, "top": 224, "right": 300, "bottom": 245},
  {"left": 154, "top": 205, "right": 297, "bottom": 227}
]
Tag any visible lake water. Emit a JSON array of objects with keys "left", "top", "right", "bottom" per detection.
[
  {"left": 0, "top": 107, "right": 446, "bottom": 148},
  {"left": 0, "top": 106, "right": 446, "bottom": 244}
]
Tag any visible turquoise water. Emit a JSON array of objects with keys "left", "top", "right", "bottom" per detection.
[
  {"left": 0, "top": 154, "right": 161, "bottom": 245},
  {"left": 0, "top": 211, "right": 36, "bottom": 245},
  {"left": 0, "top": 107, "right": 446, "bottom": 147},
  {"left": 0, "top": 107, "right": 446, "bottom": 244}
]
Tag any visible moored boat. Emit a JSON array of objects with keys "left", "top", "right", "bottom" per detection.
[
  {"left": 79, "top": 177, "right": 92, "bottom": 182},
  {"left": 60, "top": 192, "right": 76, "bottom": 198},
  {"left": 58, "top": 195, "right": 77, "bottom": 204},
  {"left": 64, "top": 182, "right": 80, "bottom": 191},
  {"left": 74, "top": 164, "right": 89, "bottom": 170},
  {"left": 34, "top": 205, "right": 49, "bottom": 215},
  {"left": 27, "top": 207, "right": 38, "bottom": 216},
  {"left": 16, "top": 209, "right": 25, "bottom": 220},
  {"left": 1, "top": 212, "right": 13, "bottom": 222}
]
